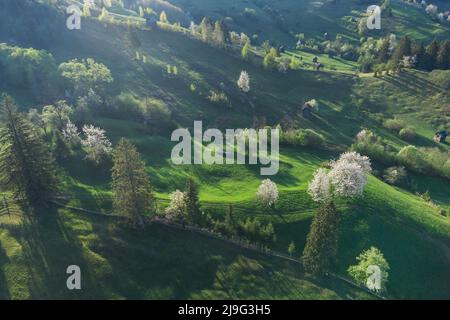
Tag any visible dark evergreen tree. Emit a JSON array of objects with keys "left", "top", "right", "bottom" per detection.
[
  {"left": 391, "top": 36, "right": 411, "bottom": 64},
  {"left": 51, "top": 129, "right": 71, "bottom": 161},
  {"left": 212, "top": 20, "right": 226, "bottom": 47},
  {"left": 112, "top": 138, "right": 154, "bottom": 227},
  {"left": 199, "top": 17, "right": 214, "bottom": 43},
  {"left": 302, "top": 202, "right": 340, "bottom": 275},
  {"left": 425, "top": 40, "right": 440, "bottom": 70},
  {"left": 411, "top": 41, "right": 426, "bottom": 70},
  {"left": 376, "top": 37, "right": 391, "bottom": 63},
  {"left": 185, "top": 178, "right": 202, "bottom": 225},
  {"left": 437, "top": 40, "right": 450, "bottom": 70},
  {"left": 0, "top": 95, "right": 58, "bottom": 203}
]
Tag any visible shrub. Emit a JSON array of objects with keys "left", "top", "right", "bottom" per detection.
[
  {"left": 399, "top": 127, "right": 416, "bottom": 141},
  {"left": 422, "top": 148, "right": 450, "bottom": 179},
  {"left": 383, "top": 166, "right": 408, "bottom": 186},
  {"left": 281, "top": 128, "right": 325, "bottom": 148},
  {"left": 207, "top": 90, "right": 229, "bottom": 104},
  {"left": 112, "top": 92, "right": 144, "bottom": 119},
  {"left": 383, "top": 119, "right": 404, "bottom": 133},
  {"left": 299, "top": 129, "right": 325, "bottom": 146},
  {"left": 397, "top": 146, "right": 432, "bottom": 175},
  {"left": 352, "top": 135, "right": 396, "bottom": 166}
]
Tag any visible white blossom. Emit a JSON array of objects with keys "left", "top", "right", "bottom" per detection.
[
  {"left": 425, "top": 4, "right": 438, "bottom": 16},
  {"left": 401, "top": 55, "right": 417, "bottom": 68},
  {"left": 329, "top": 161, "right": 367, "bottom": 198},
  {"left": 63, "top": 120, "right": 80, "bottom": 144},
  {"left": 308, "top": 151, "right": 371, "bottom": 202},
  {"left": 356, "top": 129, "right": 370, "bottom": 142},
  {"left": 334, "top": 151, "right": 372, "bottom": 174},
  {"left": 256, "top": 179, "right": 279, "bottom": 207},
  {"left": 165, "top": 190, "right": 186, "bottom": 218},
  {"left": 308, "top": 168, "right": 331, "bottom": 202},
  {"left": 81, "top": 124, "right": 112, "bottom": 164},
  {"left": 237, "top": 70, "right": 250, "bottom": 93}
]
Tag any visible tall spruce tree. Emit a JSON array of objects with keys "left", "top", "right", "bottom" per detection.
[
  {"left": 185, "top": 178, "right": 202, "bottom": 225},
  {"left": 426, "top": 40, "right": 440, "bottom": 70},
  {"left": 437, "top": 40, "right": 450, "bottom": 70},
  {"left": 212, "top": 21, "right": 226, "bottom": 47},
  {"left": 391, "top": 36, "right": 411, "bottom": 65},
  {"left": 302, "top": 202, "right": 339, "bottom": 275},
  {"left": 411, "top": 41, "right": 426, "bottom": 70},
  {"left": 0, "top": 95, "right": 58, "bottom": 203},
  {"left": 377, "top": 37, "right": 391, "bottom": 63},
  {"left": 112, "top": 138, "right": 154, "bottom": 227},
  {"left": 199, "top": 17, "right": 214, "bottom": 43}
]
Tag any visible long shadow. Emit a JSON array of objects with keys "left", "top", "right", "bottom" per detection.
[
  {"left": 0, "top": 243, "right": 11, "bottom": 299},
  {"left": 17, "top": 204, "right": 100, "bottom": 299}
]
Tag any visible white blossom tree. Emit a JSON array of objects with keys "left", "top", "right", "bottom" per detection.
[
  {"left": 165, "top": 190, "right": 186, "bottom": 219},
  {"left": 308, "top": 151, "right": 371, "bottom": 202},
  {"left": 308, "top": 168, "right": 331, "bottom": 202},
  {"left": 237, "top": 70, "right": 250, "bottom": 93},
  {"left": 334, "top": 151, "right": 372, "bottom": 174},
  {"left": 62, "top": 120, "right": 81, "bottom": 144},
  {"left": 81, "top": 124, "right": 112, "bottom": 164},
  {"left": 329, "top": 160, "right": 367, "bottom": 198},
  {"left": 256, "top": 179, "right": 279, "bottom": 208},
  {"left": 425, "top": 4, "right": 438, "bottom": 16}
]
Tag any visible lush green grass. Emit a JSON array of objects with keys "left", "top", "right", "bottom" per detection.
[
  {"left": 0, "top": 208, "right": 371, "bottom": 299},
  {"left": 1, "top": 0, "right": 449, "bottom": 300},
  {"left": 285, "top": 50, "right": 359, "bottom": 74}
]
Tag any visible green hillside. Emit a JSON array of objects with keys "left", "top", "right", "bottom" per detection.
[{"left": 0, "top": 0, "right": 449, "bottom": 300}]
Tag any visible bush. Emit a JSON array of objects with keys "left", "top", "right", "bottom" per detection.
[
  {"left": 281, "top": 128, "right": 325, "bottom": 148},
  {"left": 383, "top": 166, "right": 408, "bottom": 186},
  {"left": 422, "top": 148, "right": 450, "bottom": 179},
  {"left": 397, "top": 146, "right": 433, "bottom": 175},
  {"left": 383, "top": 119, "right": 404, "bottom": 133},
  {"left": 399, "top": 127, "right": 416, "bottom": 141},
  {"left": 207, "top": 90, "right": 229, "bottom": 105},
  {"left": 111, "top": 92, "right": 144, "bottom": 119},
  {"left": 352, "top": 130, "right": 396, "bottom": 166}
]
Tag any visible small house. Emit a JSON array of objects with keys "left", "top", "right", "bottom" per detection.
[{"left": 434, "top": 130, "right": 448, "bottom": 143}]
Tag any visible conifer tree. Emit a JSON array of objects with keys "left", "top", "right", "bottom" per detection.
[
  {"left": 437, "top": 40, "right": 450, "bottom": 70},
  {"left": 426, "top": 39, "right": 440, "bottom": 70},
  {"left": 0, "top": 95, "right": 58, "bottom": 203},
  {"left": 241, "top": 41, "right": 250, "bottom": 61},
  {"left": 112, "top": 138, "right": 154, "bottom": 227},
  {"left": 159, "top": 11, "right": 168, "bottom": 23},
  {"left": 199, "top": 17, "right": 214, "bottom": 43},
  {"left": 185, "top": 178, "right": 202, "bottom": 225},
  {"left": 212, "top": 21, "right": 225, "bottom": 46},
  {"left": 411, "top": 41, "right": 426, "bottom": 70},
  {"left": 376, "top": 37, "right": 391, "bottom": 63},
  {"left": 302, "top": 202, "right": 339, "bottom": 275},
  {"left": 391, "top": 36, "right": 411, "bottom": 65}
]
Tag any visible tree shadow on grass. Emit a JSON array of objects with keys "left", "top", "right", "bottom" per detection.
[
  {"left": 0, "top": 244, "right": 11, "bottom": 299},
  {"left": 15, "top": 204, "right": 101, "bottom": 299}
]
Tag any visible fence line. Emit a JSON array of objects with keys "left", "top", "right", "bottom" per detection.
[{"left": 49, "top": 198, "right": 384, "bottom": 300}]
